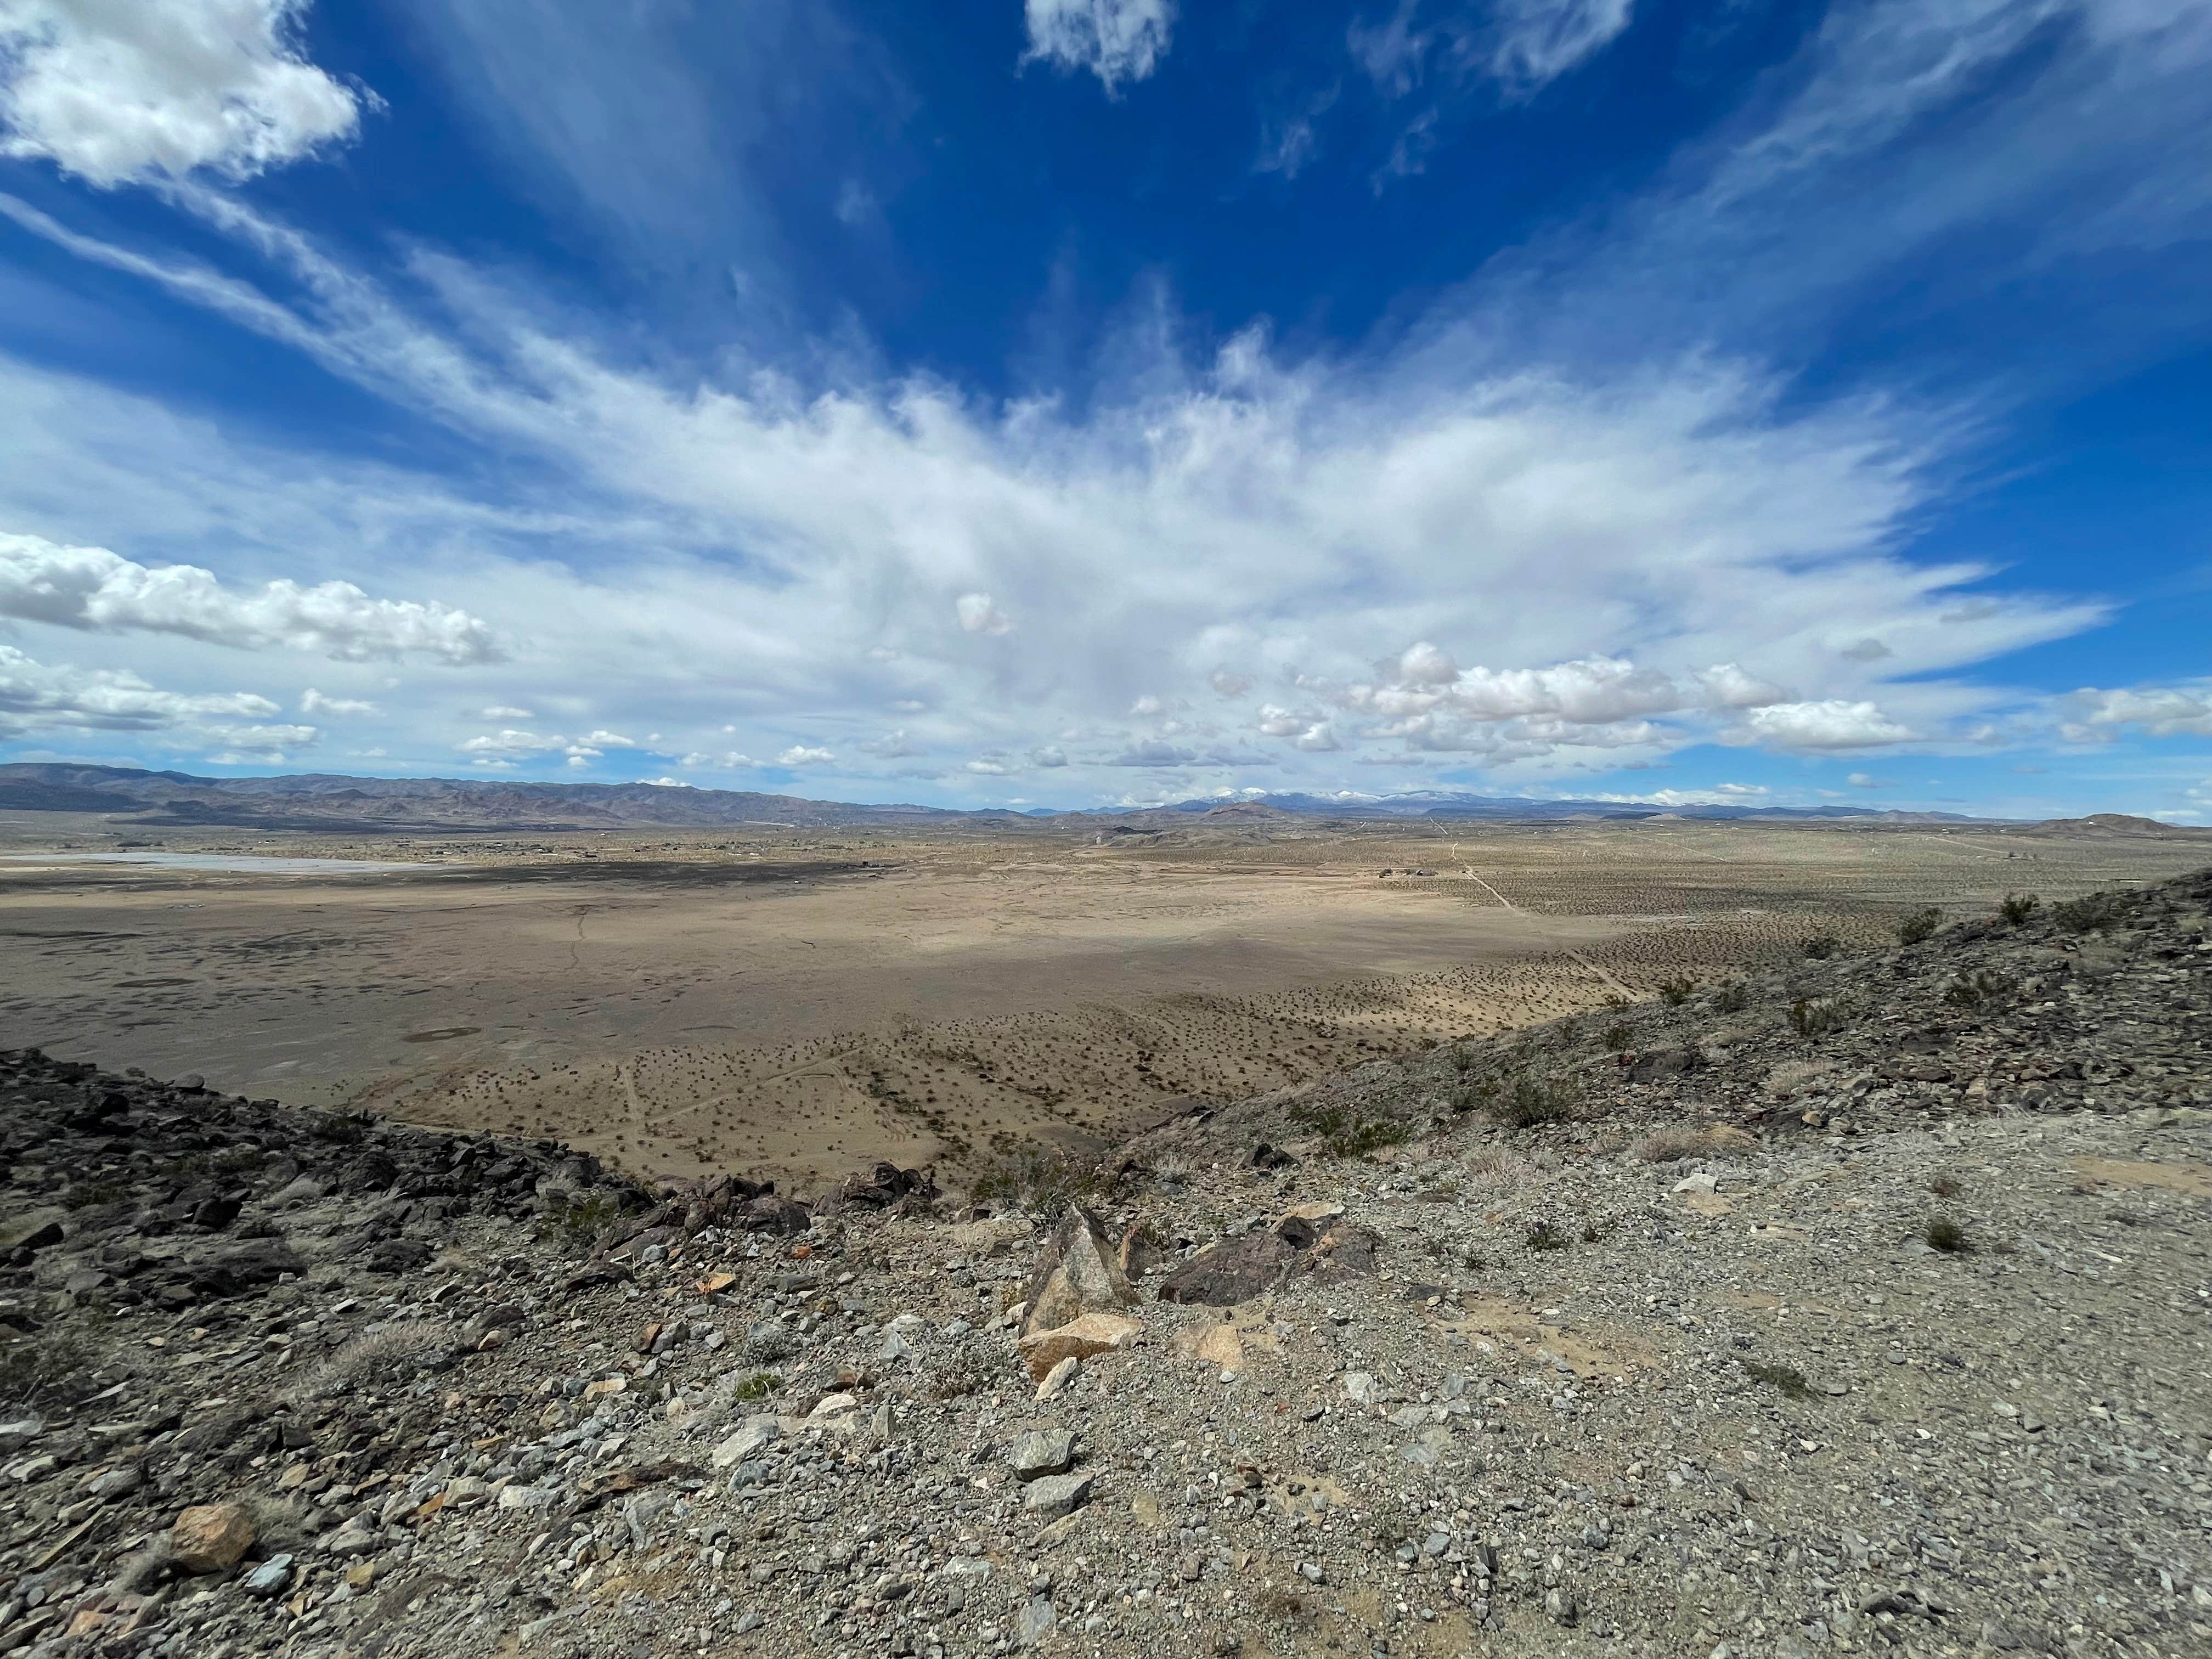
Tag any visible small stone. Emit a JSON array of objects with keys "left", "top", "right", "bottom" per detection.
[
  {"left": 1017, "top": 1595, "right": 1057, "bottom": 1646},
  {"left": 1023, "top": 1471, "right": 1094, "bottom": 1520},
  {"left": 1009, "top": 1430, "right": 1076, "bottom": 1480},
  {"left": 713, "top": 1416, "right": 782, "bottom": 1469},
  {"left": 242, "top": 1555, "right": 294, "bottom": 1598},
  {"left": 1035, "top": 1355, "right": 1080, "bottom": 1401},
  {"left": 1544, "top": 1587, "right": 1578, "bottom": 1626},
  {"left": 171, "top": 1502, "right": 255, "bottom": 1573}
]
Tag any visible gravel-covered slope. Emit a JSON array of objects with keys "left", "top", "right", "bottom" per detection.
[{"left": 1, "top": 872, "right": 2208, "bottom": 1659}]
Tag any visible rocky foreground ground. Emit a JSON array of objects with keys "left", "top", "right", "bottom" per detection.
[{"left": 2, "top": 871, "right": 2209, "bottom": 1659}]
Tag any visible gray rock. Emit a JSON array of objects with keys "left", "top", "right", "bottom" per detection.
[
  {"left": 1008, "top": 1429, "right": 1075, "bottom": 1480},
  {"left": 1016, "top": 1595, "right": 1057, "bottom": 1646},
  {"left": 243, "top": 1555, "right": 294, "bottom": 1598},
  {"left": 1022, "top": 1471, "right": 1093, "bottom": 1519}
]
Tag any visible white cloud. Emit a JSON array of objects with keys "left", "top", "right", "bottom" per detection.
[
  {"left": 1487, "top": 0, "right": 1634, "bottom": 95},
  {"left": 1293, "top": 721, "right": 1340, "bottom": 752},
  {"left": 2059, "top": 685, "right": 2212, "bottom": 741},
  {"left": 1022, "top": 0, "right": 1175, "bottom": 93},
  {"left": 776, "top": 744, "right": 834, "bottom": 766},
  {"left": 0, "top": 531, "right": 499, "bottom": 662},
  {"left": 478, "top": 704, "right": 533, "bottom": 719},
  {"left": 955, "top": 592, "right": 1013, "bottom": 636},
  {"left": 0, "top": 644, "right": 277, "bottom": 733},
  {"left": 300, "top": 687, "right": 376, "bottom": 715},
  {"left": 1030, "top": 745, "right": 1068, "bottom": 768},
  {"left": 0, "top": 0, "right": 368, "bottom": 187},
  {"left": 1730, "top": 699, "right": 1916, "bottom": 751},
  {"left": 460, "top": 729, "right": 561, "bottom": 756},
  {"left": 201, "top": 720, "right": 315, "bottom": 755},
  {"left": 642, "top": 776, "right": 692, "bottom": 787}
]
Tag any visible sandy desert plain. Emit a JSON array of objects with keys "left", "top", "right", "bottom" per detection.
[{"left": 3, "top": 807, "right": 2205, "bottom": 1192}]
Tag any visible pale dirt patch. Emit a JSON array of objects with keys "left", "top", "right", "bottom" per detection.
[{"left": 2070, "top": 1156, "right": 2212, "bottom": 1197}]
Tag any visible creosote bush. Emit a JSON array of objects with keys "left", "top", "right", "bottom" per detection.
[
  {"left": 539, "top": 1190, "right": 627, "bottom": 1252},
  {"left": 1801, "top": 934, "right": 1842, "bottom": 961},
  {"left": 1896, "top": 907, "right": 1942, "bottom": 946},
  {"left": 1787, "top": 997, "right": 1842, "bottom": 1039},
  {"left": 1743, "top": 1360, "right": 1813, "bottom": 1401},
  {"left": 969, "top": 1146, "right": 1114, "bottom": 1216},
  {"left": 1942, "top": 968, "right": 2012, "bottom": 1009},
  {"left": 1708, "top": 981, "right": 1749, "bottom": 1014},
  {"left": 1999, "top": 891, "right": 2041, "bottom": 926},
  {"left": 1482, "top": 1074, "right": 1577, "bottom": 1131},
  {"left": 1657, "top": 976, "right": 1695, "bottom": 1006},
  {"left": 2052, "top": 890, "right": 2126, "bottom": 933},
  {"left": 1924, "top": 1215, "right": 1972, "bottom": 1254},
  {"left": 1524, "top": 1219, "right": 1570, "bottom": 1251}
]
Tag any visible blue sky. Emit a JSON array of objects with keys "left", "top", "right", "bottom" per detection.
[{"left": 0, "top": 0, "right": 2207, "bottom": 820}]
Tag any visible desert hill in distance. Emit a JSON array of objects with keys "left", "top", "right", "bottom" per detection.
[{"left": 8, "top": 760, "right": 2198, "bottom": 836}]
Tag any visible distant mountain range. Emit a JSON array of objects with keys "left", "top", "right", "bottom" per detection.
[{"left": 0, "top": 761, "right": 2190, "bottom": 835}]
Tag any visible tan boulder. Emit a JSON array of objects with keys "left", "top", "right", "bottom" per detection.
[
  {"left": 1017, "top": 1311, "right": 1142, "bottom": 1380},
  {"left": 171, "top": 1503, "right": 256, "bottom": 1573},
  {"left": 1018, "top": 1207, "right": 1132, "bottom": 1338}
]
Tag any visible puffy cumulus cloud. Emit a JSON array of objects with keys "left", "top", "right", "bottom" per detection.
[
  {"left": 300, "top": 687, "right": 375, "bottom": 715},
  {"left": 2059, "top": 685, "right": 2212, "bottom": 741},
  {"left": 1022, "top": 0, "right": 1175, "bottom": 93},
  {"left": 641, "top": 776, "right": 692, "bottom": 787},
  {"left": 776, "top": 744, "right": 834, "bottom": 766},
  {"left": 0, "top": 0, "right": 368, "bottom": 187},
  {"left": 459, "top": 728, "right": 638, "bottom": 768},
  {"left": 1730, "top": 699, "right": 1916, "bottom": 751},
  {"left": 0, "top": 643, "right": 276, "bottom": 733},
  {"left": 955, "top": 592, "right": 1013, "bottom": 636},
  {"left": 1207, "top": 669, "right": 1253, "bottom": 698},
  {"left": 1030, "top": 745, "right": 1069, "bottom": 768},
  {"left": 201, "top": 720, "right": 315, "bottom": 758},
  {"left": 1293, "top": 721, "right": 1339, "bottom": 752},
  {"left": 0, "top": 532, "right": 498, "bottom": 663},
  {"left": 478, "top": 704, "right": 532, "bottom": 719}
]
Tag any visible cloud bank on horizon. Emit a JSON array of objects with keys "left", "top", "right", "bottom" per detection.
[{"left": 0, "top": 0, "right": 2207, "bottom": 818}]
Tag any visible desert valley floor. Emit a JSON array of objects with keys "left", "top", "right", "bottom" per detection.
[{"left": 2, "top": 810, "right": 2204, "bottom": 1190}]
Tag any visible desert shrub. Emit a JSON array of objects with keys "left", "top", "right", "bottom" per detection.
[
  {"left": 732, "top": 1370, "right": 780, "bottom": 1402},
  {"left": 1484, "top": 1074, "right": 1576, "bottom": 1131},
  {"left": 1288, "top": 1101, "right": 1412, "bottom": 1159},
  {"left": 1801, "top": 934, "right": 1842, "bottom": 960},
  {"left": 1580, "top": 1220, "right": 1607, "bottom": 1243},
  {"left": 1451, "top": 1046, "right": 1477, "bottom": 1074},
  {"left": 1924, "top": 1216, "right": 1972, "bottom": 1253},
  {"left": 289, "top": 1319, "right": 455, "bottom": 1401},
  {"left": 1787, "top": 998, "right": 1842, "bottom": 1039},
  {"left": 1657, "top": 976, "right": 1695, "bottom": 1006},
  {"left": 63, "top": 1177, "right": 133, "bottom": 1210},
  {"left": 1601, "top": 1022, "right": 1633, "bottom": 1052},
  {"left": 1463, "top": 1146, "right": 1528, "bottom": 1184},
  {"left": 930, "top": 1351, "right": 992, "bottom": 1400},
  {"left": 1942, "top": 968, "right": 2012, "bottom": 1009},
  {"left": 1637, "top": 1125, "right": 1756, "bottom": 1162},
  {"left": 969, "top": 1146, "right": 1112, "bottom": 1216},
  {"left": 1524, "top": 1219, "right": 1570, "bottom": 1251},
  {"left": 1743, "top": 1360, "right": 1812, "bottom": 1401},
  {"left": 1998, "top": 891, "right": 2041, "bottom": 926},
  {"left": 1896, "top": 907, "right": 1942, "bottom": 946},
  {"left": 0, "top": 1322, "right": 101, "bottom": 1408},
  {"left": 539, "top": 1190, "right": 627, "bottom": 1252},
  {"left": 2052, "top": 890, "right": 2126, "bottom": 933},
  {"left": 307, "top": 1112, "right": 371, "bottom": 1145},
  {"left": 743, "top": 1321, "right": 802, "bottom": 1363},
  {"left": 1708, "top": 981, "right": 1748, "bottom": 1014}
]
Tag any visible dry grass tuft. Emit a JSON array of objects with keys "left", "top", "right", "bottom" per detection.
[
  {"left": 287, "top": 1319, "right": 456, "bottom": 1401},
  {"left": 1636, "top": 1124, "right": 1757, "bottom": 1162}
]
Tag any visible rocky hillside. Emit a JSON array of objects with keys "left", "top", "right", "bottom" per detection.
[{"left": 2, "top": 870, "right": 2208, "bottom": 1659}]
